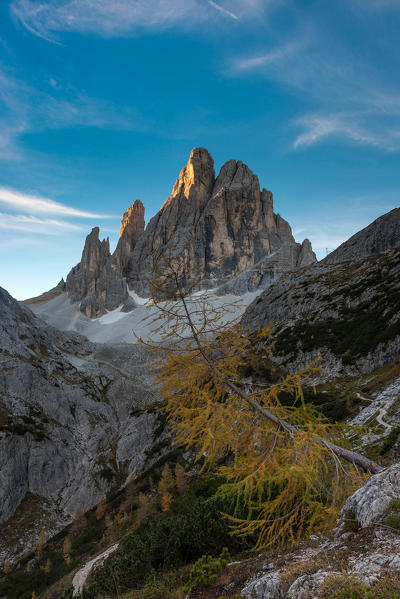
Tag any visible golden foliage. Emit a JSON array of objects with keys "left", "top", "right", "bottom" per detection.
[
  {"left": 158, "top": 464, "right": 175, "bottom": 512},
  {"left": 71, "top": 504, "right": 87, "bottom": 537},
  {"left": 62, "top": 536, "right": 72, "bottom": 565},
  {"left": 95, "top": 495, "right": 106, "bottom": 521},
  {"left": 135, "top": 492, "right": 153, "bottom": 527},
  {"left": 138, "top": 254, "right": 372, "bottom": 549},
  {"left": 175, "top": 463, "right": 189, "bottom": 495},
  {"left": 35, "top": 528, "right": 46, "bottom": 560}
]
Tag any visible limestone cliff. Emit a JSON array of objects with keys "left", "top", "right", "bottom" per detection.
[
  {"left": 65, "top": 227, "right": 128, "bottom": 318},
  {"left": 43, "top": 148, "right": 317, "bottom": 317},
  {"left": 127, "top": 148, "right": 316, "bottom": 295},
  {"left": 324, "top": 207, "right": 400, "bottom": 264},
  {"left": 0, "top": 285, "right": 162, "bottom": 556},
  {"left": 113, "top": 199, "right": 145, "bottom": 275}
]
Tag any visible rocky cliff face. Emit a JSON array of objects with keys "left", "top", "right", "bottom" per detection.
[
  {"left": 324, "top": 207, "right": 400, "bottom": 264},
  {"left": 127, "top": 148, "right": 316, "bottom": 295},
  {"left": 0, "top": 285, "right": 163, "bottom": 555},
  {"left": 243, "top": 236, "right": 400, "bottom": 375},
  {"left": 113, "top": 199, "right": 145, "bottom": 275},
  {"left": 65, "top": 227, "right": 128, "bottom": 318},
  {"left": 30, "top": 148, "right": 316, "bottom": 318}
]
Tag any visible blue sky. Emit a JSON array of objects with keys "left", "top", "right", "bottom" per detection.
[{"left": 0, "top": 0, "right": 399, "bottom": 299}]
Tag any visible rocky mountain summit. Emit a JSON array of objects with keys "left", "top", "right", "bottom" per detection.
[
  {"left": 324, "top": 207, "right": 400, "bottom": 265},
  {"left": 244, "top": 210, "right": 400, "bottom": 375},
  {"left": 0, "top": 285, "right": 162, "bottom": 559},
  {"left": 27, "top": 148, "right": 316, "bottom": 318}
]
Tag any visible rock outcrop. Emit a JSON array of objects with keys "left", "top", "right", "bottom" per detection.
[
  {"left": 0, "top": 285, "right": 163, "bottom": 556},
  {"left": 324, "top": 207, "right": 400, "bottom": 264},
  {"left": 24, "top": 278, "right": 66, "bottom": 307},
  {"left": 127, "top": 148, "right": 316, "bottom": 295},
  {"left": 65, "top": 227, "right": 128, "bottom": 318},
  {"left": 113, "top": 199, "right": 145, "bottom": 275},
  {"left": 36, "top": 148, "right": 316, "bottom": 318},
  {"left": 337, "top": 463, "right": 400, "bottom": 533},
  {"left": 243, "top": 239, "right": 400, "bottom": 375}
]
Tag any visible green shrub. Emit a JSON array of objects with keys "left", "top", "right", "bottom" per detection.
[
  {"left": 76, "top": 480, "right": 245, "bottom": 598},
  {"left": 342, "top": 509, "right": 360, "bottom": 533},
  {"left": 324, "top": 573, "right": 400, "bottom": 598},
  {"left": 389, "top": 498, "right": 400, "bottom": 511},
  {"left": 386, "top": 513, "right": 400, "bottom": 532},
  {"left": 183, "top": 548, "right": 231, "bottom": 593},
  {"left": 379, "top": 428, "right": 400, "bottom": 456}
]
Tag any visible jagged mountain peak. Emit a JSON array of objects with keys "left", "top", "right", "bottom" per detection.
[
  {"left": 119, "top": 199, "right": 145, "bottom": 239},
  {"left": 28, "top": 148, "right": 316, "bottom": 318},
  {"left": 323, "top": 207, "right": 400, "bottom": 264}
]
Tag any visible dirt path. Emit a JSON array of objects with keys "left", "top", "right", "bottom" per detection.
[
  {"left": 351, "top": 379, "right": 400, "bottom": 433},
  {"left": 72, "top": 543, "right": 119, "bottom": 597}
]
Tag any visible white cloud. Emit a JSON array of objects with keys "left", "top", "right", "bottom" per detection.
[
  {"left": 227, "top": 22, "right": 400, "bottom": 151},
  {"left": 293, "top": 114, "right": 400, "bottom": 151},
  {"left": 0, "top": 65, "right": 145, "bottom": 160},
  {"left": 0, "top": 212, "right": 83, "bottom": 234},
  {"left": 229, "top": 46, "right": 292, "bottom": 72},
  {"left": 0, "top": 187, "right": 108, "bottom": 218},
  {"left": 207, "top": 1, "right": 239, "bottom": 20},
  {"left": 10, "top": 0, "right": 267, "bottom": 39}
]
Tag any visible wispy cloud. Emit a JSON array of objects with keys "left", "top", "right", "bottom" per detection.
[
  {"left": 228, "top": 39, "right": 302, "bottom": 73},
  {"left": 207, "top": 1, "right": 239, "bottom": 20},
  {"left": 226, "top": 20, "right": 400, "bottom": 152},
  {"left": 0, "top": 65, "right": 145, "bottom": 161},
  {"left": 293, "top": 113, "right": 400, "bottom": 150},
  {"left": 0, "top": 212, "right": 83, "bottom": 234},
  {"left": 0, "top": 186, "right": 108, "bottom": 218},
  {"left": 10, "top": 0, "right": 266, "bottom": 40}
]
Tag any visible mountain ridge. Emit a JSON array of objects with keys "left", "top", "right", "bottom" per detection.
[{"left": 26, "top": 148, "right": 316, "bottom": 318}]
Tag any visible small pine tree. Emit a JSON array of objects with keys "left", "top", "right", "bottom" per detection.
[
  {"left": 158, "top": 464, "right": 175, "bottom": 512},
  {"left": 62, "top": 536, "right": 72, "bottom": 565},
  {"left": 35, "top": 528, "right": 45, "bottom": 560},
  {"left": 71, "top": 504, "right": 87, "bottom": 537},
  {"left": 175, "top": 463, "right": 189, "bottom": 495},
  {"left": 121, "top": 483, "right": 135, "bottom": 515},
  {"left": 95, "top": 495, "right": 106, "bottom": 521},
  {"left": 105, "top": 513, "right": 113, "bottom": 529},
  {"left": 41, "top": 559, "right": 51, "bottom": 574},
  {"left": 135, "top": 492, "right": 152, "bottom": 527},
  {"left": 3, "top": 557, "right": 13, "bottom": 574}
]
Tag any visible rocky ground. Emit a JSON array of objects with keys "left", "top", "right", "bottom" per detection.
[
  {"left": 0, "top": 286, "right": 164, "bottom": 561},
  {"left": 244, "top": 244, "right": 400, "bottom": 376}
]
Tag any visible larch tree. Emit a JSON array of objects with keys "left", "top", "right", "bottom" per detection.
[
  {"left": 137, "top": 254, "right": 382, "bottom": 548},
  {"left": 158, "top": 464, "right": 175, "bottom": 512}
]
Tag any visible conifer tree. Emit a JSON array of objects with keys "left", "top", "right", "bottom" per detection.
[
  {"left": 158, "top": 464, "right": 175, "bottom": 512},
  {"left": 35, "top": 528, "right": 45, "bottom": 560},
  {"left": 71, "top": 504, "right": 87, "bottom": 537},
  {"left": 95, "top": 495, "right": 106, "bottom": 521},
  {"left": 3, "top": 557, "right": 13, "bottom": 574},
  {"left": 62, "top": 536, "right": 72, "bottom": 565},
  {"left": 135, "top": 492, "right": 152, "bottom": 526},
  {"left": 139, "top": 254, "right": 382, "bottom": 548},
  {"left": 175, "top": 463, "right": 189, "bottom": 495}
]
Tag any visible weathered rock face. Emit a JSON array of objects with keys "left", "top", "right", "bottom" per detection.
[
  {"left": 243, "top": 243, "right": 400, "bottom": 375},
  {"left": 0, "top": 285, "right": 163, "bottom": 552},
  {"left": 127, "top": 148, "right": 316, "bottom": 295},
  {"left": 33, "top": 148, "right": 316, "bottom": 318},
  {"left": 337, "top": 463, "right": 400, "bottom": 533},
  {"left": 324, "top": 208, "right": 400, "bottom": 265},
  {"left": 24, "top": 278, "right": 66, "bottom": 308},
  {"left": 65, "top": 227, "right": 128, "bottom": 318},
  {"left": 113, "top": 199, "right": 145, "bottom": 275}
]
